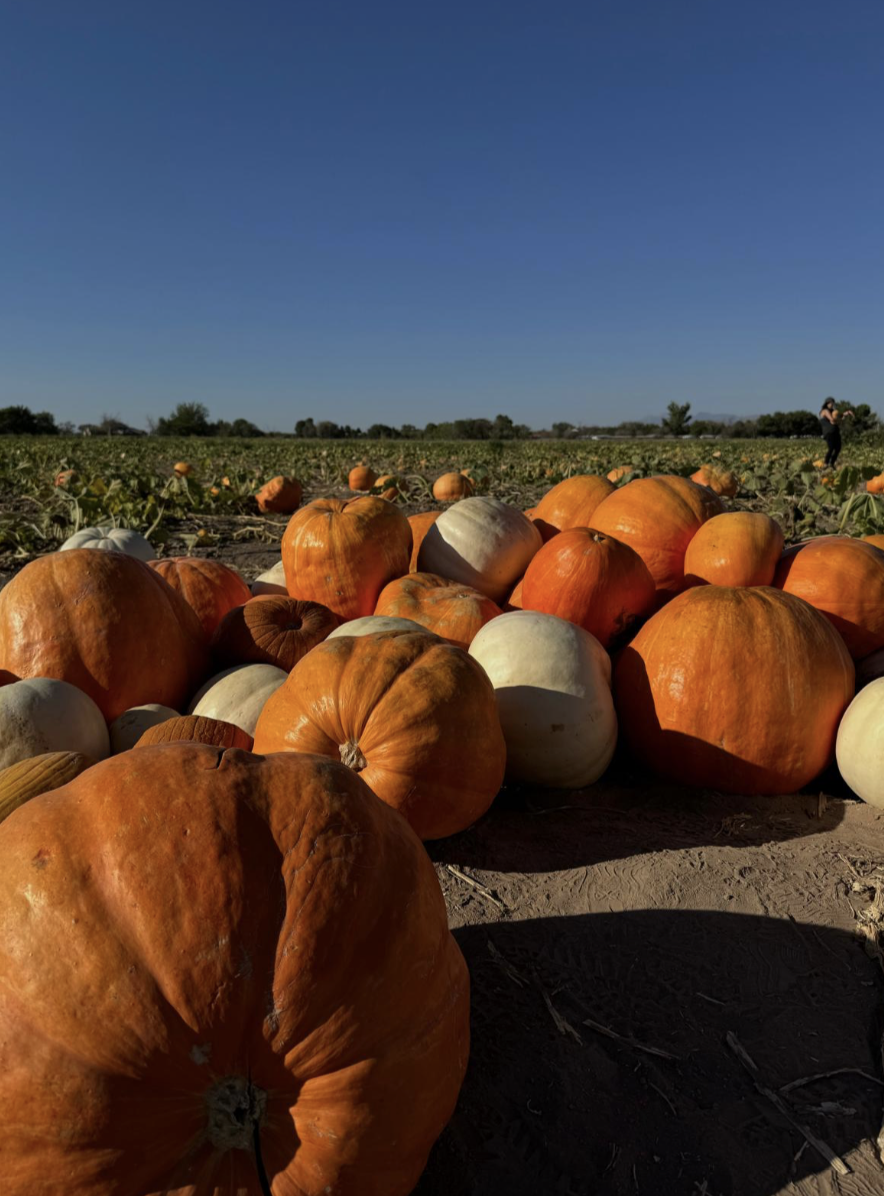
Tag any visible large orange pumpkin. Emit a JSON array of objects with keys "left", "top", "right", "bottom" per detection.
[
  {"left": 149, "top": 557, "right": 251, "bottom": 639},
  {"left": 0, "top": 745, "right": 469, "bottom": 1195},
  {"left": 432, "top": 472, "right": 474, "bottom": 501},
  {"left": 773, "top": 536, "right": 884, "bottom": 658},
  {"left": 0, "top": 550, "right": 208, "bottom": 722},
  {"left": 683, "top": 512, "right": 785, "bottom": 588},
  {"left": 135, "top": 714, "right": 254, "bottom": 750},
  {"left": 256, "top": 475, "right": 303, "bottom": 514},
  {"left": 211, "top": 595, "right": 338, "bottom": 671},
  {"left": 408, "top": 511, "right": 440, "bottom": 572},
  {"left": 281, "top": 497, "right": 412, "bottom": 621},
  {"left": 521, "top": 528, "right": 656, "bottom": 648},
  {"left": 375, "top": 573, "right": 501, "bottom": 649},
  {"left": 591, "top": 475, "right": 723, "bottom": 605},
  {"left": 531, "top": 475, "right": 615, "bottom": 542},
  {"left": 253, "top": 631, "right": 506, "bottom": 839},
  {"left": 613, "top": 586, "right": 854, "bottom": 793}
]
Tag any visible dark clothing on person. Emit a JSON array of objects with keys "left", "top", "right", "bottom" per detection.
[{"left": 823, "top": 426, "right": 841, "bottom": 467}]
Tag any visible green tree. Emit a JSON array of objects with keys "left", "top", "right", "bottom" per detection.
[
  {"left": 0, "top": 405, "right": 58, "bottom": 434},
  {"left": 155, "top": 402, "right": 213, "bottom": 436},
  {"left": 661, "top": 402, "right": 692, "bottom": 436}
]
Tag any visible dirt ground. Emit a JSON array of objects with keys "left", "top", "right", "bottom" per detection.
[{"left": 3, "top": 526, "right": 883, "bottom": 1195}]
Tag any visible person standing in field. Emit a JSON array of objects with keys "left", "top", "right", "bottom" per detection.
[{"left": 819, "top": 397, "right": 853, "bottom": 467}]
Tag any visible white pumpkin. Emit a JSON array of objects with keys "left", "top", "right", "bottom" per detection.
[
  {"left": 0, "top": 678, "right": 110, "bottom": 770},
  {"left": 189, "top": 663, "right": 287, "bottom": 735},
  {"left": 250, "top": 560, "right": 288, "bottom": 597},
  {"left": 418, "top": 496, "right": 542, "bottom": 602},
  {"left": 109, "top": 704, "right": 180, "bottom": 754},
  {"left": 327, "top": 615, "right": 436, "bottom": 640},
  {"left": 836, "top": 677, "right": 884, "bottom": 808},
  {"left": 60, "top": 525, "right": 155, "bottom": 562},
  {"left": 468, "top": 609, "right": 617, "bottom": 787}
]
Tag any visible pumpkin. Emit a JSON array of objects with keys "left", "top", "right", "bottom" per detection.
[
  {"left": 253, "top": 631, "right": 506, "bottom": 840},
  {"left": 408, "top": 511, "right": 440, "bottom": 571},
  {"left": 862, "top": 534, "right": 884, "bottom": 550},
  {"left": 349, "top": 464, "right": 378, "bottom": 491},
  {"left": 613, "top": 586, "right": 854, "bottom": 794},
  {"left": 521, "top": 528, "right": 656, "bottom": 648},
  {"left": 374, "top": 474, "right": 409, "bottom": 501},
  {"left": 189, "top": 662, "right": 288, "bottom": 735},
  {"left": 256, "top": 475, "right": 303, "bottom": 514},
  {"left": 683, "top": 512, "right": 785, "bottom": 588},
  {"left": 60, "top": 524, "right": 155, "bottom": 562},
  {"left": 0, "top": 551, "right": 208, "bottom": 722},
  {"left": 109, "top": 704, "right": 180, "bottom": 753},
  {"left": 54, "top": 468, "right": 77, "bottom": 487},
  {"left": 690, "top": 465, "right": 739, "bottom": 497},
  {"left": 250, "top": 559, "right": 288, "bottom": 596},
  {"left": 212, "top": 595, "right": 338, "bottom": 671},
  {"left": 327, "top": 615, "right": 436, "bottom": 639},
  {"left": 173, "top": 460, "right": 193, "bottom": 476},
  {"left": 591, "top": 475, "right": 723, "bottom": 605},
  {"left": 468, "top": 610, "right": 617, "bottom": 787},
  {"left": 417, "top": 497, "right": 542, "bottom": 603},
  {"left": 375, "top": 573, "right": 501, "bottom": 650},
  {"left": 432, "top": 472, "right": 474, "bottom": 502},
  {"left": 135, "top": 714, "right": 254, "bottom": 751},
  {"left": 857, "top": 646, "right": 884, "bottom": 689},
  {"left": 0, "top": 678, "right": 109, "bottom": 770},
  {"left": 506, "top": 577, "right": 524, "bottom": 611},
  {"left": 531, "top": 475, "right": 615, "bottom": 542},
  {"left": 607, "top": 465, "right": 633, "bottom": 483},
  {"left": 0, "top": 746, "right": 469, "bottom": 1195},
  {"left": 0, "top": 751, "right": 93, "bottom": 825},
  {"left": 149, "top": 557, "right": 251, "bottom": 639},
  {"left": 281, "top": 497, "right": 412, "bottom": 621},
  {"left": 836, "top": 678, "right": 884, "bottom": 807},
  {"left": 773, "top": 537, "right": 884, "bottom": 658},
  {"left": 866, "top": 475, "right": 884, "bottom": 494}
]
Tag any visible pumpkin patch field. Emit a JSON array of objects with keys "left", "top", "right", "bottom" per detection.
[{"left": 1, "top": 436, "right": 884, "bottom": 1195}]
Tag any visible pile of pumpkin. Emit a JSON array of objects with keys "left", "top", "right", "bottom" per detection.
[{"left": 2, "top": 468, "right": 884, "bottom": 1193}]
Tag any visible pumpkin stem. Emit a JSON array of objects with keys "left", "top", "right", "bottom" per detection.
[{"left": 340, "top": 740, "right": 367, "bottom": 772}]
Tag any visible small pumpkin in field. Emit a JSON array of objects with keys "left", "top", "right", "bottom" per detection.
[
  {"left": 469, "top": 610, "right": 617, "bottom": 788},
  {"left": 54, "top": 469, "right": 77, "bottom": 487},
  {"left": 135, "top": 714, "right": 253, "bottom": 751},
  {"left": 683, "top": 512, "right": 785, "bottom": 588},
  {"left": 349, "top": 464, "right": 378, "bottom": 491},
  {"left": 613, "top": 586, "right": 854, "bottom": 794},
  {"left": 432, "top": 472, "right": 474, "bottom": 502},
  {"left": 375, "top": 574, "right": 501, "bottom": 649},
  {"left": 281, "top": 497, "right": 412, "bottom": 621},
  {"left": 212, "top": 595, "right": 338, "bottom": 671},
  {"left": 0, "top": 678, "right": 109, "bottom": 770},
  {"left": 408, "top": 511, "right": 439, "bottom": 571},
  {"left": 0, "top": 746, "right": 469, "bottom": 1195},
  {"left": 250, "top": 559, "right": 288, "bottom": 596},
  {"left": 773, "top": 537, "right": 884, "bottom": 658},
  {"left": 189, "top": 663, "right": 288, "bottom": 736},
  {"left": 531, "top": 475, "right": 615, "bottom": 541},
  {"left": 0, "top": 751, "right": 94, "bottom": 825},
  {"left": 253, "top": 631, "right": 506, "bottom": 840},
  {"left": 866, "top": 475, "right": 884, "bottom": 494},
  {"left": 256, "top": 475, "right": 303, "bottom": 514},
  {"left": 0, "top": 551, "right": 208, "bottom": 722},
  {"left": 690, "top": 465, "right": 739, "bottom": 497},
  {"left": 60, "top": 525, "right": 155, "bottom": 562},
  {"left": 374, "top": 474, "right": 409, "bottom": 501},
  {"left": 591, "top": 475, "right": 723, "bottom": 606},
  {"left": 149, "top": 557, "right": 251, "bottom": 639},
  {"left": 109, "top": 704, "right": 180, "bottom": 753},
  {"left": 607, "top": 465, "right": 633, "bottom": 483},
  {"left": 521, "top": 528, "right": 656, "bottom": 649},
  {"left": 417, "top": 497, "right": 542, "bottom": 604},
  {"left": 172, "top": 461, "right": 193, "bottom": 476}
]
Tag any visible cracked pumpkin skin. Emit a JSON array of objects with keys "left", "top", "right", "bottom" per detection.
[
  {"left": 0, "top": 745, "right": 469, "bottom": 1195},
  {"left": 253, "top": 631, "right": 506, "bottom": 840},
  {"left": 613, "top": 586, "right": 854, "bottom": 794}
]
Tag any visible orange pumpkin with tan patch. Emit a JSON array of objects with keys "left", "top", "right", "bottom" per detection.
[{"left": 375, "top": 574, "right": 500, "bottom": 649}]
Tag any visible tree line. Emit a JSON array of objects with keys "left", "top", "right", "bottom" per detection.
[{"left": 0, "top": 399, "right": 877, "bottom": 440}]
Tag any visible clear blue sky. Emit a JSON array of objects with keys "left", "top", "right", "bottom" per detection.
[{"left": 1, "top": 1, "right": 881, "bottom": 431}]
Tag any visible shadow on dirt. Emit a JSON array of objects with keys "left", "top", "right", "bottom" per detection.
[{"left": 416, "top": 908, "right": 884, "bottom": 1196}]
